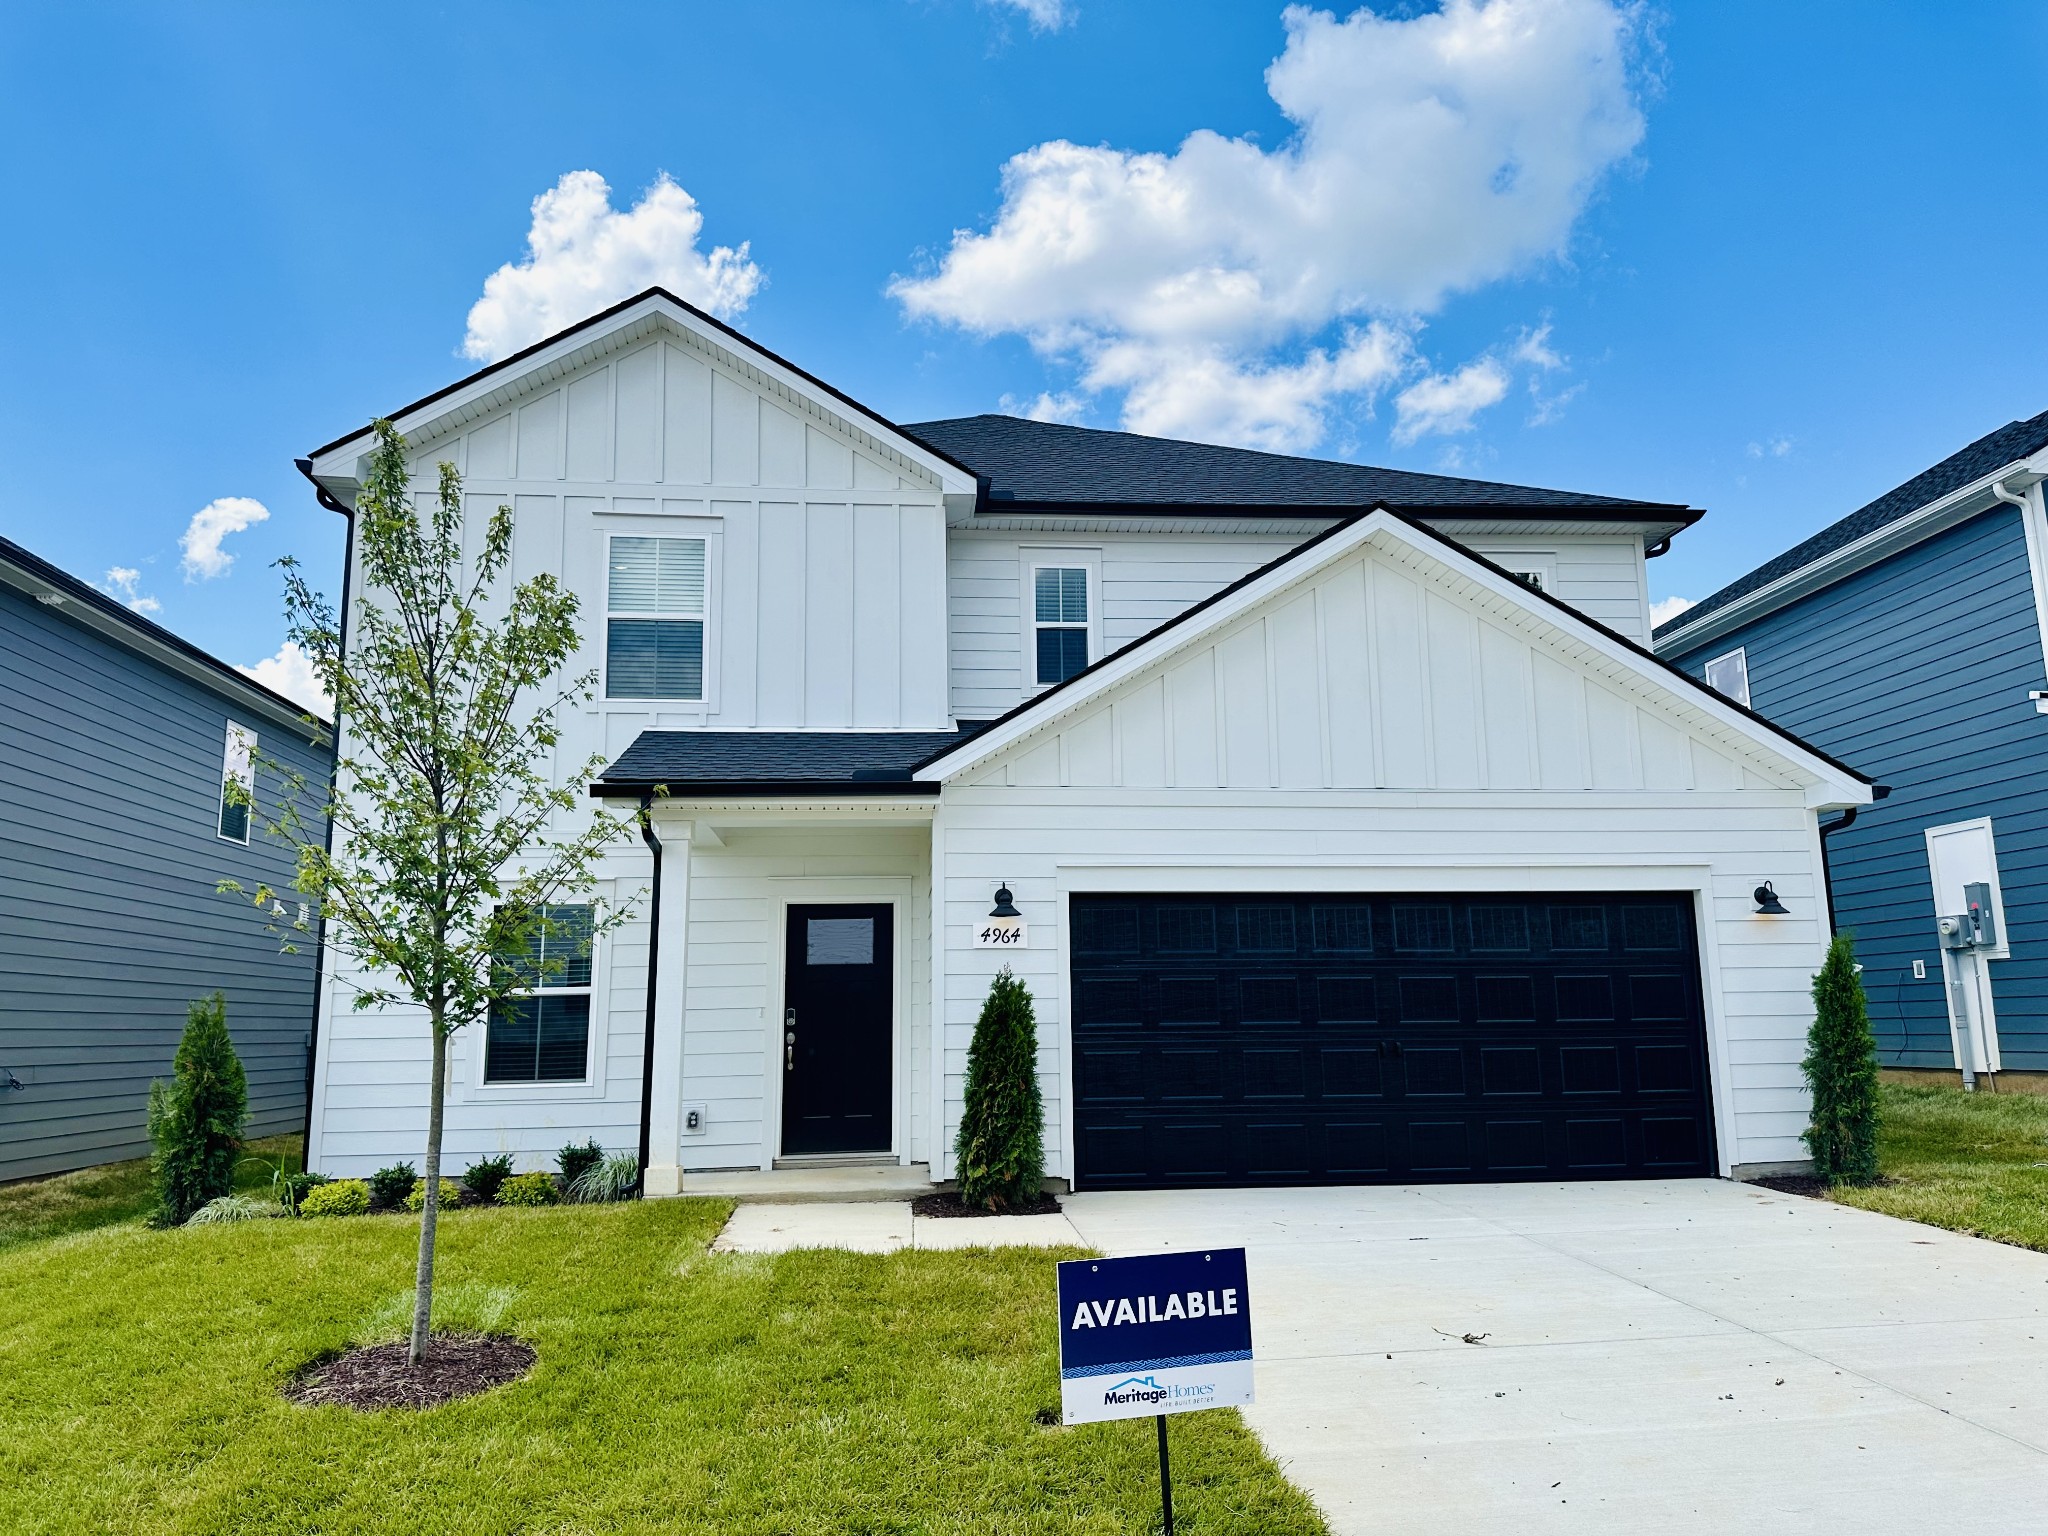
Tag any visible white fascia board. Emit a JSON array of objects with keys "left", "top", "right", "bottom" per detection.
[
  {"left": 306, "top": 293, "right": 974, "bottom": 501},
  {"left": 1654, "top": 452, "right": 2048, "bottom": 658},
  {"left": 918, "top": 508, "right": 1874, "bottom": 807}
]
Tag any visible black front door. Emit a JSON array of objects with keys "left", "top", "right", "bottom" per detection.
[{"left": 781, "top": 904, "right": 894, "bottom": 1155}]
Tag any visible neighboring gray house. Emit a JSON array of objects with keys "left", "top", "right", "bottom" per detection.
[
  {"left": 1657, "top": 410, "right": 2048, "bottom": 1087},
  {"left": 0, "top": 534, "right": 332, "bottom": 1181}
]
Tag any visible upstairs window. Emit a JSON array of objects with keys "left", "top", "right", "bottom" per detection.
[
  {"left": 1034, "top": 565, "right": 1091, "bottom": 686},
  {"left": 217, "top": 723, "right": 255, "bottom": 844},
  {"left": 1506, "top": 568, "right": 1545, "bottom": 592},
  {"left": 485, "top": 904, "right": 594, "bottom": 1083},
  {"left": 607, "top": 536, "right": 706, "bottom": 700},
  {"left": 1703, "top": 647, "right": 1751, "bottom": 707}
]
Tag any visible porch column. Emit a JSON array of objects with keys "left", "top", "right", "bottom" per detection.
[{"left": 642, "top": 820, "right": 692, "bottom": 1196}]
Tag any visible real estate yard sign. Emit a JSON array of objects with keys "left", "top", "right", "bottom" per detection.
[{"left": 1056, "top": 1248, "right": 1254, "bottom": 1425}]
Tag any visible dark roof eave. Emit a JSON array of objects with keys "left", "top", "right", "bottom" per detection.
[
  {"left": 977, "top": 498, "right": 1700, "bottom": 524},
  {"left": 588, "top": 779, "right": 943, "bottom": 800}
]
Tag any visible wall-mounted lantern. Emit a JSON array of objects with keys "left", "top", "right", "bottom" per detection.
[
  {"left": 989, "top": 883, "right": 1021, "bottom": 919},
  {"left": 1753, "top": 882, "right": 1789, "bottom": 915},
  {"left": 976, "top": 883, "right": 1028, "bottom": 949}
]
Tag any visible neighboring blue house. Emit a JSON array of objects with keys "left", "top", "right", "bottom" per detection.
[
  {"left": 1657, "top": 410, "right": 2048, "bottom": 1084},
  {"left": 0, "top": 535, "right": 333, "bottom": 1181}
]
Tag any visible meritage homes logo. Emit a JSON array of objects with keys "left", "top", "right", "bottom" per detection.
[{"left": 1102, "top": 1375, "right": 1219, "bottom": 1408}]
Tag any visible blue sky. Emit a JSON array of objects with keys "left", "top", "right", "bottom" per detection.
[{"left": 2, "top": 1, "right": 2044, "bottom": 701}]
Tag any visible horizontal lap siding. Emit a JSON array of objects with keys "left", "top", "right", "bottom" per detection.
[
  {"left": 0, "top": 585, "right": 330, "bottom": 1181},
  {"left": 1668, "top": 507, "right": 2048, "bottom": 1068},
  {"left": 933, "top": 790, "right": 1829, "bottom": 1180}
]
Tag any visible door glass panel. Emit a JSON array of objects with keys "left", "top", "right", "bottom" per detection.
[{"left": 806, "top": 917, "right": 875, "bottom": 965}]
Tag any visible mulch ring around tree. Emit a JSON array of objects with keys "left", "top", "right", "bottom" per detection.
[
  {"left": 284, "top": 1335, "right": 535, "bottom": 1411},
  {"left": 912, "top": 1190, "right": 1064, "bottom": 1219}
]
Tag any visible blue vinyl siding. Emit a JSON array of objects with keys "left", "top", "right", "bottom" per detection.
[
  {"left": 1667, "top": 505, "right": 2048, "bottom": 1069},
  {"left": 0, "top": 582, "right": 332, "bottom": 1180}
]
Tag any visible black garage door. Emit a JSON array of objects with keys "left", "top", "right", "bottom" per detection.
[{"left": 1070, "top": 893, "right": 1716, "bottom": 1189}]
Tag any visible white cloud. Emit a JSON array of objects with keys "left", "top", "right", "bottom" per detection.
[
  {"left": 180, "top": 496, "right": 269, "bottom": 581},
  {"left": 99, "top": 566, "right": 160, "bottom": 614},
  {"left": 462, "top": 171, "right": 763, "bottom": 362},
  {"left": 239, "top": 641, "right": 332, "bottom": 717},
  {"left": 999, "top": 389, "right": 1092, "bottom": 424},
  {"left": 989, "top": 0, "right": 1075, "bottom": 30},
  {"left": 1393, "top": 356, "right": 1511, "bottom": 444},
  {"left": 1746, "top": 435, "right": 1792, "bottom": 459},
  {"left": 1512, "top": 322, "right": 1566, "bottom": 370},
  {"left": 1650, "top": 594, "right": 1695, "bottom": 628},
  {"left": 895, "top": 0, "right": 1644, "bottom": 449}
]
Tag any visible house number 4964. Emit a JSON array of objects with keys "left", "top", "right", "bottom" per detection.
[{"left": 975, "top": 918, "right": 1028, "bottom": 948}]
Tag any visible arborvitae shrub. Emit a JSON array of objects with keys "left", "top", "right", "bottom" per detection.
[
  {"left": 954, "top": 968, "right": 1046, "bottom": 1211},
  {"left": 1804, "top": 932, "right": 1882, "bottom": 1184},
  {"left": 146, "top": 992, "right": 248, "bottom": 1226}
]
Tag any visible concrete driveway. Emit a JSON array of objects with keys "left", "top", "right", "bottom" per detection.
[{"left": 1062, "top": 1180, "right": 2048, "bottom": 1534}]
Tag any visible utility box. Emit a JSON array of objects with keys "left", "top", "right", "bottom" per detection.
[{"left": 1964, "top": 881, "right": 1996, "bottom": 947}]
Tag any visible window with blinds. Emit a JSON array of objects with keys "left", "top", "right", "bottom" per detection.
[
  {"left": 486, "top": 904, "right": 595, "bottom": 1083},
  {"left": 606, "top": 535, "right": 707, "bottom": 700},
  {"left": 1034, "top": 565, "right": 1090, "bottom": 685},
  {"left": 217, "top": 722, "right": 255, "bottom": 844}
]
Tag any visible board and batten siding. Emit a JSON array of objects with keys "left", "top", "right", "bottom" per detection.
[
  {"left": 930, "top": 536, "right": 1836, "bottom": 1180},
  {"left": 1666, "top": 505, "right": 2048, "bottom": 1070},
  {"left": 948, "top": 529, "right": 1655, "bottom": 720},
  {"left": 0, "top": 582, "right": 330, "bottom": 1181}
]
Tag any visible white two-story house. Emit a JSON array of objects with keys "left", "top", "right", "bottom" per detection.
[{"left": 302, "top": 288, "right": 1874, "bottom": 1194}]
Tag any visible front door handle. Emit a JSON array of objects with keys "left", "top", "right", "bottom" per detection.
[{"left": 785, "top": 1008, "right": 796, "bottom": 1071}]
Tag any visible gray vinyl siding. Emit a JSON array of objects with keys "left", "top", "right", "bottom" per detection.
[
  {"left": 1665, "top": 505, "right": 2048, "bottom": 1069},
  {"left": 0, "top": 582, "right": 331, "bottom": 1180}
]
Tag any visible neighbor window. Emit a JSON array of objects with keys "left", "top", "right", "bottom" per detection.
[
  {"left": 1703, "top": 647, "right": 1751, "bottom": 707},
  {"left": 485, "top": 904, "right": 594, "bottom": 1083},
  {"left": 1034, "top": 565, "right": 1090, "bottom": 685},
  {"left": 606, "top": 536, "right": 706, "bottom": 700},
  {"left": 217, "top": 722, "right": 255, "bottom": 844},
  {"left": 1507, "top": 568, "right": 1545, "bottom": 592}
]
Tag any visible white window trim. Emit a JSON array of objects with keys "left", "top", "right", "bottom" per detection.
[
  {"left": 462, "top": 902, "right": 607, "bottom": 1099},
  {"left": 1703, "top": 646, "right": 1751, "bottom": 707},
  {"left": 600, "top": 528, "right": 720, "bottom": 711},
  {"left": 216, "top": 721, "right": 255, "bottom": 845},
  {"left": 1019, "top": 547, "right": 1103, "bottom": 695}
]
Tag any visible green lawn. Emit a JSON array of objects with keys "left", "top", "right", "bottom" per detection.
[
  {"left": 0, "top": 1134, "right": 303, "bottom": 1252},
  {"left": 1829, "top": 1082, "right": 2048, "bottom": 1250},
  {"left": 0, "top": 1195, "right": 1325, "bottom": 1535}
]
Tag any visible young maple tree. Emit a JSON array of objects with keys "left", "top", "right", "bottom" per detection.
[{"left": 228, "top": 419, "right": 635, "bottom": 1363}]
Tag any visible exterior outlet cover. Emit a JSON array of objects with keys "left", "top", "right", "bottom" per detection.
[
  {"left": 1914, "top": 958, "right": 1927, "bottom": 979},
  {"left": 682, "top": 1102, "right": 707, "bottom": 1135}
]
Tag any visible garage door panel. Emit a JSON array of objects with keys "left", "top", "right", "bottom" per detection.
[{"left": 1071, "top": 892, "right": 1715, "bottom": 1189}]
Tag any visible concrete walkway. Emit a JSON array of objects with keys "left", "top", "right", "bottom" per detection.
[
  {"left": 1062, "top": 1181, "right": 2048, "bottom": 1534},
  {"left": 713, "top": 1200, "right": 1085, "bottom": 1253}
]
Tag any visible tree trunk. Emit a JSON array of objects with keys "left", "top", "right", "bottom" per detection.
[{"left": 410, "top": 1016, "right": 448, "bottom": 1366}]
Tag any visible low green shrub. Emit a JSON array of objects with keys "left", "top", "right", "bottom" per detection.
[
  {"left": 299, "top": 1180, "right": 370, "bottom": 1218},
  {"left": 367, "top": 1162, "right": 417, "bottom": 1210},
  {"left": 567, "top": 1153, "right": 640, "bottom": 1204},
  {"left": 276, "top": 1170, "right": 330, "bottom": 1214},
  {"left": 462, "top": 1153, "right": 515, "bottom": 1204},
  {"left": 557, "top": 1139, "right": 604, "bottom": 1186},
  {"left": 402, "top": 1178, "right": 463, "bottom": 1214},
  {"left": 496, "top": 1171, "right": 558, "bottom": 1207}
]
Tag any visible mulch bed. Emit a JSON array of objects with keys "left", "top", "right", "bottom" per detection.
[
  {"left": 1750, "top": 1174, "right": 1894, "bottom": 1199},
  {"left": 912, "top": 1190, "right": 1064, "bottom": 1219},
  {"left": 285, "top": 1334, "right": 535, "bottom": 1411}
]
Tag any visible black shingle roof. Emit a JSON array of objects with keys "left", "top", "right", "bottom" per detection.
[
  {"left": 1655, "top": 408, "right": 2048, "bottom": 642},
  {"left": 905, "top": 414, "right": 1697, "bottom": 523},
  {"left": 591, "top": 726, "right": 989, "bottom": 796}
]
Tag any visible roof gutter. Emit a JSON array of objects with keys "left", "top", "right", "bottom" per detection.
[
  {"left": 1818, "top": 785, "right": 1891, "bottom": 936},
  {"left": 634, "top": 794, "right": 662, "bottom": 1192}
]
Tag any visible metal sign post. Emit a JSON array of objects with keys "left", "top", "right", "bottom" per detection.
[{"left": 1056, "top": 1248, "right": 1255, "bottom": 1534}]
